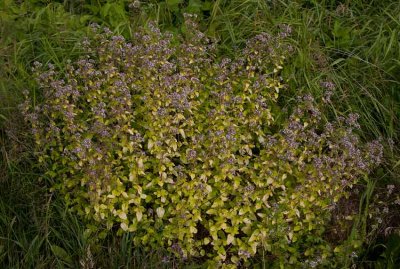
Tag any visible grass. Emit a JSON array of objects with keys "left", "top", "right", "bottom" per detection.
[{"left": 1, "top": 0, "right": 399, "bottom": 268}]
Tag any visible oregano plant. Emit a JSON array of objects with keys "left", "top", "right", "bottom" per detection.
[{"left": 22, "top": 16, "right": 382, "bottom": 268}]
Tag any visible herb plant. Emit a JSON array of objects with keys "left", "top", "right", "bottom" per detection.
[{"left": 22, "top": 16, "right": 383, "bottom": 268}]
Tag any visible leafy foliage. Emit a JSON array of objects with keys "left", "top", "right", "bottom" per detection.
[{"left": 22, "top": 17, "right": 383, "bottom": 267}]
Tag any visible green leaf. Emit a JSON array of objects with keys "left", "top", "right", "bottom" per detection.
[
  {"left": 201, "top": 1, "right": 212, "bottom": 11},
  {"left": 166, "top": 0, "right": 184, "bottom": 8},
  {"left": 185, "top": 0, "right": 203, "bottom": 13},
  {"left": 293, "top": 225, "right": 301, "bottom": 232},
  {"left": 100, "top": 3, "right": 111, "bottom": 18},
  {"left": 51, "top": 245, "right": 73, "bottom": 265},
  {"left": 156, "top": 207, "right": 165, "bottom": 218}
]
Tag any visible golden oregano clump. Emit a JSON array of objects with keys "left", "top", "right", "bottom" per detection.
[{"left": 22, "top": 17, "right": 382, "bottom": 268}]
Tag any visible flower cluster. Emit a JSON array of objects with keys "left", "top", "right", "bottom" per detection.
[
  {"left": 364, "top": 183, "right": 400, "bottom": 239},
  {"left": 22, "top": 19, "right": 382, "bottom": 268}
]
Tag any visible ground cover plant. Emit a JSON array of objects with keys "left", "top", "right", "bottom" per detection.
[
  {"left": 22, "top": 17, "right": 385, "bottom": 267},
  {"left": 1, "top": 0, "right": 400, "bottom": 268}
]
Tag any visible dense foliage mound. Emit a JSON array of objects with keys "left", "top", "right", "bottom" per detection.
[{"left": 22, "top": 17, "right": 382, "bottom": 268}]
